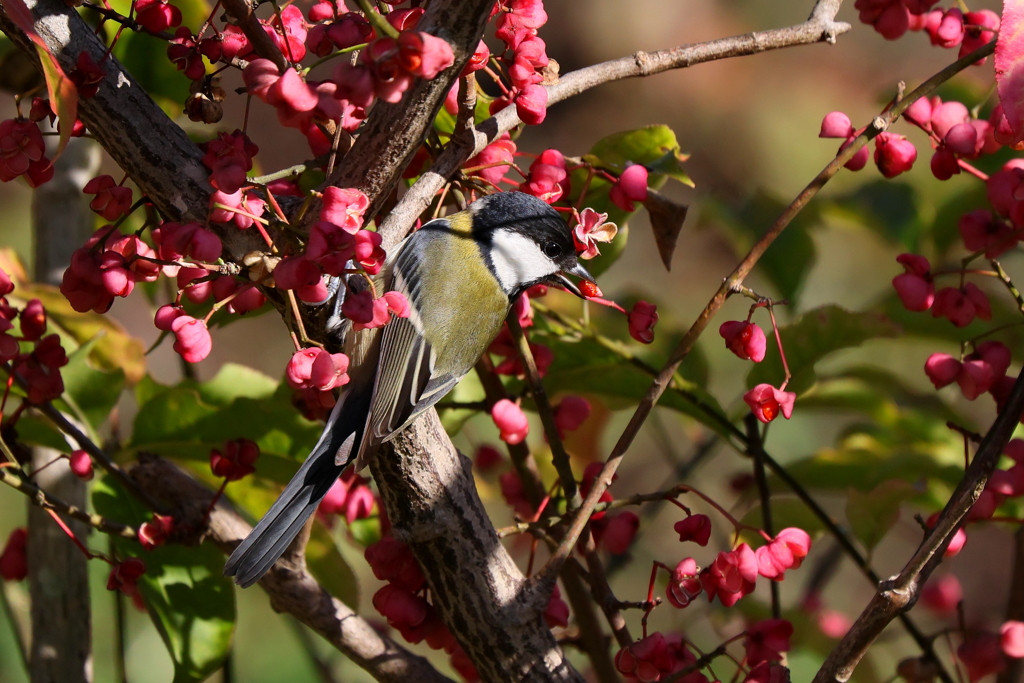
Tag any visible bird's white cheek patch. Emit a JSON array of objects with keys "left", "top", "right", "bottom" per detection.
[{"left": 489, "top": 231, "right": 558, "bottom": 293}]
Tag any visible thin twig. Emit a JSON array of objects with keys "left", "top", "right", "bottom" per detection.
[
  {"left": 812, "top": 368, "right": 1024, "bottom": 683},
  {"left": 0, "top": 467, "right": 136, "bottom": 538},
  {"left": 532, "top": 37, "right": 997, "bottom": 598},
  {"left": 30, "top": 398, "right": 166, "bottom": 513},
  {"left": 507, "top": 314, "right": 579, "bottom": 508},
  {"left": 746, "top": 414, "right": 779, "bottom": 619},
  {"left": 990, "top": 259, "right": 1024, "bottom": 314},
  {"left": 376, "top": 0, "right": 852, "bottom": 247}
]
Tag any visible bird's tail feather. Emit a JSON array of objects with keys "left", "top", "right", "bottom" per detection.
[{"left": 223, "top": 389, "right": 370, "bottom": 587}]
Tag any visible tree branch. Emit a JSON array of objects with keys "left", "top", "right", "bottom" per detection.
[
  {"left": 370, "top": 411, "right": 585, "bottom": 683},
  {"left": 220, "top": 0, "right": 288, "bottom": 72},
  {"left": 0, "top": 466, "right": 136, "bottom": 539},
  {"left": 812, "top": 369, "right": 1024, "bottom": 683},
  {"left": 376, "top": 0, "right": 851, "bottom": 247},
  {"left": 316, "top": 0, "right": 494, "bottom": 224},
  {"left": 507, "top": 314, "right": 579, "bottom": 508},
  {"left": 128, "top": 455, "right": 455, "bottom": 683},
  {"left": 0, "top": 0, "right": 267, "bottom": 262}
]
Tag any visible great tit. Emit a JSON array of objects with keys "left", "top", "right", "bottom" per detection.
[{"left": 224, "top": 191, "right": 596, "bottom": 587}]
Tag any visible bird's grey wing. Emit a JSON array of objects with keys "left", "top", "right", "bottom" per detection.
[{"left": 350, "top": 260, "right": 461, "bottom": 470}]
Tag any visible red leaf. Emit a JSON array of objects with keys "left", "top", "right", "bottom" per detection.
[
  {"left": 3, "top": 0, "right": 80, "bottom": 162},
  {"left": 996, "top": 0, "right": 1024, "bottom": 148}
]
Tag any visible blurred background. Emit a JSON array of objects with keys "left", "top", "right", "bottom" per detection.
[{"left": 0, "top": 0, "right": 1017, "bottom": 681}]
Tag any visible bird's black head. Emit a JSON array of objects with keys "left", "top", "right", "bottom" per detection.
[{"left": 469, "top": 192, "right": 595, "bottom": 298}]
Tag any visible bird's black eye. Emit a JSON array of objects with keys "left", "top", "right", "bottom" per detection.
[{"left": 543, "top": 242, "right": 561, "bottom": 258}]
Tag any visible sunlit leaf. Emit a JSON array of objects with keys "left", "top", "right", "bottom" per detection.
[
  {"left": 535, "top": 336, "right": 733, "bottom": 438},
  {"left": 92, "top": 476, "right": 235, "bottom": 683},
  {"left": 130, "top": 376, "right": 322, "bottom": 484}
]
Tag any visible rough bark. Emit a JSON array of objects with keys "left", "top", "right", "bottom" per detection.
[
  {"left": 372, "top": 411, "right": 585, "bottom": 683},
  {"left": 27, "top": 448, "right": 91, "bottom": 683}
]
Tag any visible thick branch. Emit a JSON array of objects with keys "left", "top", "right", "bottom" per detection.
[
  {"left": 220, "top": 0, "right": 288, "bottom": 72},
  {"left": 318, "top": 0, "right": 494, "bottom": 224},
  {"left": 812, "top": 369, "right": 1024, "bottom": 683},
  {"left": 128, "top": 455, "right": 454, "bottom": 683},
  {"left": 377, "top": 0, "right": 851, "bottom": 247},
  {"left": 371, "top": 411, "right": 584, "bottom": 683}
]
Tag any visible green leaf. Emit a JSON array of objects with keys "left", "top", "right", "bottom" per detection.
[
  {"left": 57, "top": 336, "right": 125, "bottom": 431},
  {"left": 536, "top": 336, "right": 734, "bottom": 438},
  {"left": 746, "top": 305, "right": 901, "bottom": 395},
  {"left": 306, "top": 523, "right": 359, "bottom": 609},
  {"left": 347, "top": 517, "right": 382, "bottom": 547},
  {"left": 196, "top": 363, "right": 277, "bottom": 407},
  {"left": 846, "top": 479, "right": 919, "bottom": 552},
  {"left": 705, "top": 191, "right": 818, "bottom": 302},
  {"left": 589, "top": 125, "right": 689, "bottom": 177},
  {"left": 776, "top": 448, "right": 962, "bottom": 496},
  {"left": 92, "top": 476, "right": 235, "bottom": 683},
  {"left": 567, "top": 124, "right": 691, "bottom": 277},
  {"left": 15, "top": 415, "right": 69, "bottom": 451},
  {"left": 130, "top": 379, "right": 322, "bottom": 484},
  {"left": 826, "top": 181, "right": 923, "bottom": 252}
]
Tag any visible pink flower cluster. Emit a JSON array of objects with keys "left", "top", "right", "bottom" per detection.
[
  {"left": 856, "top": 0, "right": 933, "bottom": 40},
  {"left": 856, "top": 0, "right": 1000, "bottom": 65},
  {"left": 521, "top": 149, "right": 569, "bottom": 203},
  {"left": 490, "top": 0, "right": 550, "bottom": 124},
  {"left": 365, "top": 533, "right": 480, "bottom": 679},
  {"left": 0, "top": 118, "right": 54, "bottom": 187},
  {"left": 0, "top": 272, "right": 69, "bottom": 405},
  {"left": 286, "top": 346, "right": 350, "bottom": 410},
  {"left": 925, "top": 341, "right": 1010, "bottom": 400},
  {"left": 666, "top": 527, "right": 811, "bottom": 609},
  {"left": 137, "top": 514, "right": 175, "bottom": 551},
  {"left": 60, "top": 225, "right": 160, "bottom": 314},
  {"left": 904, "top": 96, "right": 1003, "bottom": 180},
  {"left": 318, "top": 469, "right": 376, "bottom": 525},
  {"left": 106, "top": 557, "right": 147, "bottom": 608},
  {"left": 820, "top": 111, "right": 917, "bottom": 177},
  {"left": 614, "top": 632, "right": 717, "bottom": 683},
  {"left": 892, "top": 254, "right": 992, "bottom": 327},
  {"left": 209, "top": 438, "right": 260, "bottom": 481}
]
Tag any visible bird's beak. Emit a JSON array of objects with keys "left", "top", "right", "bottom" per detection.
[{"left": 552, "top": 262, "right": 597, "bottom": 299}]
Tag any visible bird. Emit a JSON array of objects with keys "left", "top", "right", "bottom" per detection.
[{"left": 224, "top": 191, "right": 597, "bottom": 587}]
